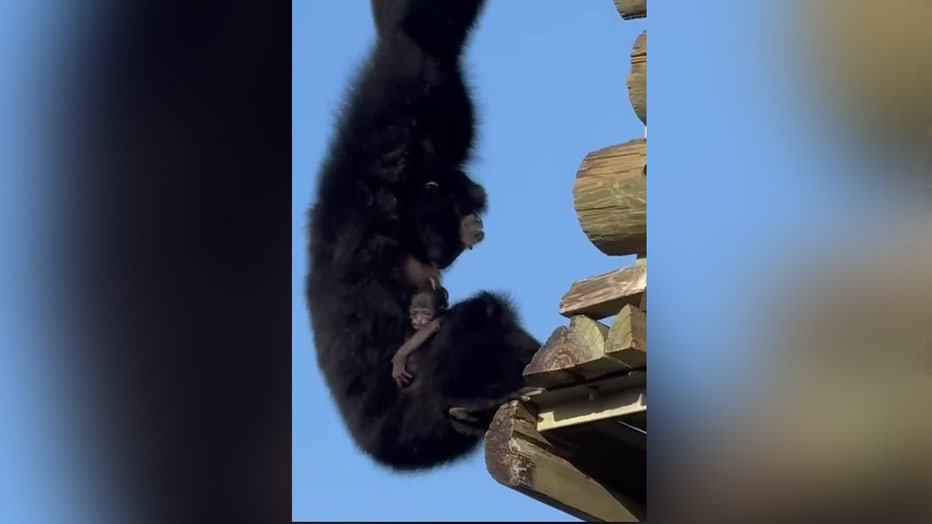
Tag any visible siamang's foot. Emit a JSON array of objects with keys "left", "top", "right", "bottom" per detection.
[
  {"left": 446, "top": 387, "right": 545, "bottom": 428},
  {"left": 448, "top": 406, "right": 482, "bottom": 424},
  {"left": 448, "top": 406, "right": 490, "bottom": 437},
  {"left": 504, "top": 386, "right": 546, "bottom": 403},
  {"left": 449, "top": 417, "right": 488, "bottom": 438},
  {"left": 460, "top": 214, "right": 484, "bottom": 250}
]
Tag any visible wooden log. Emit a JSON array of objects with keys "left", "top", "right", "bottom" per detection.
[
  {"left": 560, "top": 259, "right": 646, "bottom": 319},
  {"left": 485, "top": 401, "right": 643, "bottom": 522},
  {"left": 524, "top": 309, "right": 647, "bottom": 388},
  {"left": 524, "top": 317, "right": 610, "bottom": 387},
  {"left": 574, "top": 140, "right": 646, "bottom": 257},
  {"left": 614, "top": 0, "right": 647, "bottom": 20},
  {"left": 606, "top": 305, "right": 647, "bottom": 369},
  {"left": 627, "top": 31, "right": 646, "bottom": 125}
]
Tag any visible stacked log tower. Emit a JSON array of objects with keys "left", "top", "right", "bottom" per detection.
[{"left": 483, "top": 2, "right": 648, "bottom": 521}]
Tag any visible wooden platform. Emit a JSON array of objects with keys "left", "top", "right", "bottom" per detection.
[
  {"left": 482, "top": 2, "right": 648, "bottom": 520},
  {"left": 484, "top": 259, "right": 647, "bottom": 522}
]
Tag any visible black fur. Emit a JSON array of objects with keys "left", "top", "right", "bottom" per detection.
[{"left": 306, "top": 0, "right": 541, "bottom": 471}]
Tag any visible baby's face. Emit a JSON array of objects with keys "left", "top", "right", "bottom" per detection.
[{"left": 408, "top": 288, "right": 448, "bottom": 329}]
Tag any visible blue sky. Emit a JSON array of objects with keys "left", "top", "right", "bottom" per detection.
[{"left": 292, "top": 1, "right": 645, "bottom": 521}]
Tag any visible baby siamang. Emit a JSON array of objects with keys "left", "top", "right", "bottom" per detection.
[
  {"left": 305, "top": 0, "right": 541, "bottom": 471},
  {"left": 392, "top": 285, "right": 448, "bottom": 389}
]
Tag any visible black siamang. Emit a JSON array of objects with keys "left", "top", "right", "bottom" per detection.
[{"left": 306, "top": 0, "right": 540, "bottom": 471}]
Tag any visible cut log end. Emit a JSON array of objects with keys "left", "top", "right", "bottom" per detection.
[
  {"left": 484, "top": 401, "right": 643, "bottom": 522},
  {"left": 524, "top": 305, "right": 647, "bottom": 387},
  {"left": 574, "top": 140, "right": 646, "bottom": 258},
  {"left": 614, "top": 0, "right": 647, "bottom": 20},
  {"left": 627, "top": 31, "right": 647, "bottom": 125}
]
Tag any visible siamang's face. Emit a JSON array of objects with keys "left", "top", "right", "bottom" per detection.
[{"left": 404, "top": 172, "right": 487, "bottom": 270}]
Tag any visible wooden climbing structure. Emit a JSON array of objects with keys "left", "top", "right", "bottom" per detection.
[{"left": 483, "top": 1, "right": 648, "bottom": 521}]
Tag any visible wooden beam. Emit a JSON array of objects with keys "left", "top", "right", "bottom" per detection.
[
  {"left": 543, "top": 420, "right": 647, "bottom": 504},
  {"left": 606, "top": 305, "right": 647, "bottom": 369},
  {"left": 627, "top": 31, "right": 646, "bottom": 125},
  {"left": 560, "top": 259, "right": 646, "bottom": 319},
  {"left": 524, "top": 307, "right": 647, "bottom": 388},
  {"left": 485, "top": 401, "right": 643, "bottom": 522},
  {"left": 574, "top": 140, "right": 646, "bottom": 257},
  {"left": 524, "top": 369, "right": 646, "bottom": 411},
  {"left": 614, "top": 0, "right": 647, "bottom": 20},
  {"left": 537, "top": 384, "right": 646, "bottom": 432},
  {"left": 526, "top": 370, "right": 647, "bottom": 433}
]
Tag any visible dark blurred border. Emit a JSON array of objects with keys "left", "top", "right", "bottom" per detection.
[{"left": 64, "top": 2, "right": 290, "bottom": 523}]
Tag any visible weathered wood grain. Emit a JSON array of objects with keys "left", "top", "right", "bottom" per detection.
[
  {"left": 524, "top": 307, "right": 647, "bottom": 387},
  {"left": 614, "top": 0, "right": 647, "bottom": 20},
  {"left": 560, "top": 259, "right": 646, "bottom": 319},
  {"left": 573, "top": 140, "right": 646, "bottom": 257},
  {"left": 524, "top": 316, "right": 612, "bottom": 387},
  {"left": 627, "top": 31, "right": 646, "bottom": 125},
  {"left": 485, "top": 401, "right": 642, "bottom": 522},
  {"left": 606, "top": 305, "right": 647, "bottom": 369}
]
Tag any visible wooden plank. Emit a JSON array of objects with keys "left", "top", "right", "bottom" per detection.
[
  {"left": 537, "top": 385, "right": 646, "bottom": 432},
  {"left": 573, "top": 140, "right": 646, "bottom": 257},
  {"left": 605, "top": 305, "right": 647, "bottom": 369},
  {"left": 525, "top": 369, "right": 646, "bottom": 410},
  {"left": 526, "top": 371, "right": 646, "bottom": 433},
  {"left": 614, "top": 0, "right": 647, "bottom": 20},
  {"left": 524, "top": 308, "right": 647, "bottom": 388},
  {"left": 542, "top": 423, "right": 647, "bottom": 508},
  {"left": 627, "top": 31, "right": 647, "bottom": 125},
  {"left": 485, "top": 401, "right": 643, "bottom": 522},
  {"left": 560, "top": 259, "right": 646, "bottom": 319}
]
